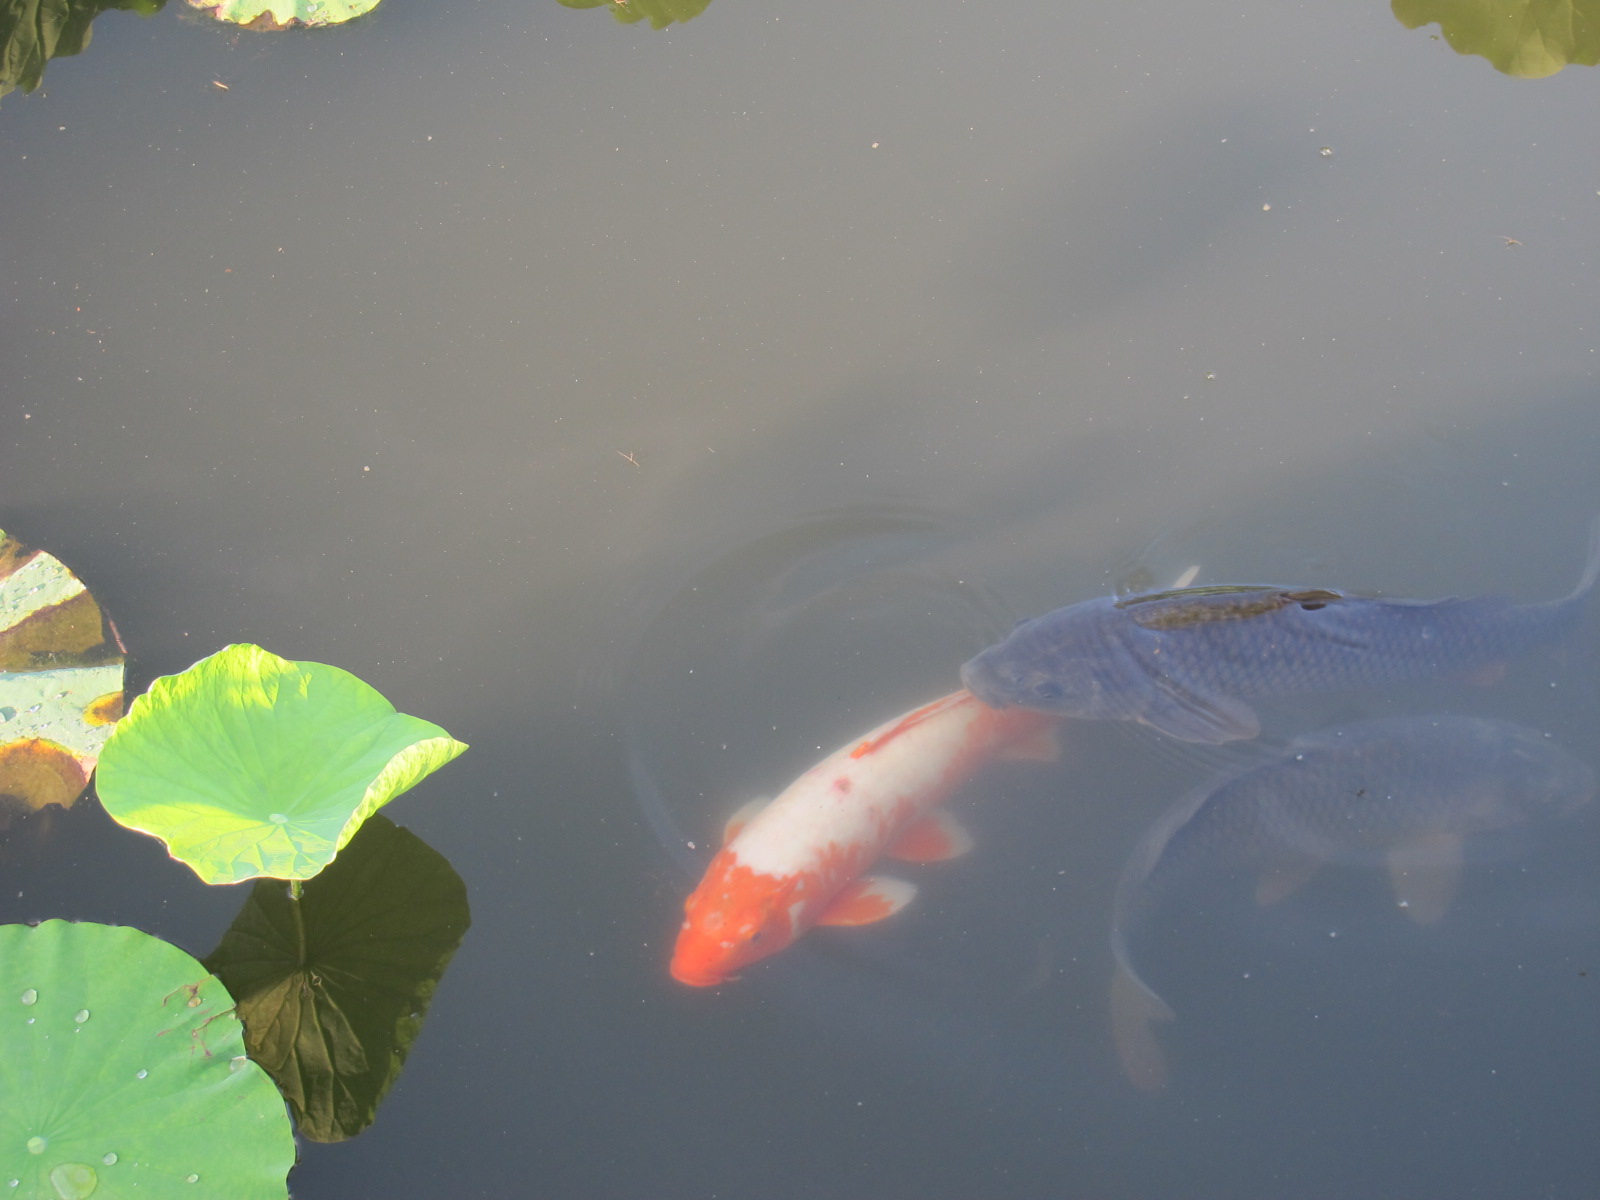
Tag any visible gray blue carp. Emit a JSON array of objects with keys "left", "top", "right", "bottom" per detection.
[
  {"left": 1108, "top": 716, "right": 1595, "bottom": 1090},
  {"left": 961, "top": 517, "right": 1600, "bottom": 743}
]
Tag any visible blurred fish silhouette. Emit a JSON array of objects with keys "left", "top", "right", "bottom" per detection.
[
  {"left": 1108, "top": 716, "right": 1595, "bottom": 1090},
  {"left": 962, "top": 517, "right": 1600, "bottom": 743}
]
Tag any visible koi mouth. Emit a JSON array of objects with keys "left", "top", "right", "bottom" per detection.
[
  {"left": 958, "top": 658, "right": 1007, "bottom": 709},
  {"left": 669, "top": 961, "right": 730, "bottom": 988},
  {"left": 669, "top": 948, "right": 733, "bottom": 987}
]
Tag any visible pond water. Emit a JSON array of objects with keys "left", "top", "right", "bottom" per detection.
[{"left": 4, "top": 1, "right": 1599, "bottom": 1196}]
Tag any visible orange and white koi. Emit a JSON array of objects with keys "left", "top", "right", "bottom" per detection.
[{"left": 670, "top": 689, "right": 1060, "bottom": 987}]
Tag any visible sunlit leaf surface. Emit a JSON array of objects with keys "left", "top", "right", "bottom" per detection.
[
  {"left": 556, "top": 0, "right": 710, "bottom": 31},
  {"left": 95, "top": 643, "right": 467, "bottom": 885},
  {"left": 1394, "top": 0, "right": 1600, "bottom": 77},
  {"left": 0, "top": 920, "right": 296, "bottom": 1199},
  {"left": 0, "top": 528, "right": 125, "bottom": 822},
  {"left": 206, "top": 815, "right": 470, "bottom": 1142},
  {"left": 183, "top": 0, "right": 378, "bottom": 28}
]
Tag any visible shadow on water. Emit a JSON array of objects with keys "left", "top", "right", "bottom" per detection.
[{"left": 955, "top": 99, "right": 1320, "bottom": 340}]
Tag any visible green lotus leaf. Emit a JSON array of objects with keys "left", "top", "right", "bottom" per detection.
[
  {"left": 182, "top": 0, "right": 378, "bottom": 29},
  {"left": 0, "top": 0, "right": 163, "bottom": 102},
  {"left": 95, "top": 644, "right": 467, "bottom": 885},
  {"left": 555, "top": 0, "right": 710, "bottom": 30},
  {"left": 1394, "top": 0, "right": 1600, "bottom": 78},
  {"left": 205, "top": 814, "right": 470, "bottom": 1142},
  {"left": 0, "top": 528, "right": 126, "bottom": 822},
  {"left": 0, "top": 920, "right": 295, "bottom": 1198}
]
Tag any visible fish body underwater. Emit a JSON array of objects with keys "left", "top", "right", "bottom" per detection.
[
  {"left": 1108, "top": 715, "right": 1595, "bottom": 1089},
  {"left": 961, "top": 517, "right": 1600, "bottom": 743},
  {"left": 670, "top": 689, "right": 1059, "bottom": 987}
]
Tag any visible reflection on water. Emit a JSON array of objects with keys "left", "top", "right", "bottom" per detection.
[{"left": 9, "top": 0, "right": 1600, "bottom": 1193}]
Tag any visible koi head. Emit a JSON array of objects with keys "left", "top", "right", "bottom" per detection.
[
  {"left": 961, "top": 604, "right": 1133, "bottom": 718},
  {"left": 670, "top": 854, "right": 796, "bottom": 987},
  {"left": 962, "top": 643, "right": 1099, "bottom": 717}
]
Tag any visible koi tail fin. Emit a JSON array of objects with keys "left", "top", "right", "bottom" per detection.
[
  {"left": 1564, "top": 513, "right": 1600, "bottom": 603},
  {"left": 1109, "top": 958, "right": 1175, "bottom": 1092}
]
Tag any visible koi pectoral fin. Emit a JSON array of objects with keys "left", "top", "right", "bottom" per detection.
[
  {"left": 885, "top": 810, "right": 974, "bottom": 862},
  {"left": 816, "top": 875, "right": 917, "bottom": 926},
  {"left": 1451, "top": 660, "right": 1508, "bottom": 687},
  {"left": 1140, "top": 681, "right": 1261, "bottom": 744},
  {"left": 1109, "top": 960, "right": 1174, "bottom": 1093},
  {"left": 1386, "top": 831, "right": 1464, "bottom": 925},
  {"left": 1255, "top": 855, "right": 1321, "bottom": 906},
  {"left": 997, "top": 726, "right": 1061, "bottom": 763}
]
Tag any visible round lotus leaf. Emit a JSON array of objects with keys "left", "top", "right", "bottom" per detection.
[
  {"left": 0, "top": 528, "right": 126, "bottom": 820},
  {"left": 183, "top": 0, "right": 380, "bottom": 30},
  {"left": 1394, "top": 0, "right": 1600, "bottom": 78},
  {"left": 0, "top": 920, "right": 295, "bottom": 1198},
  {"left": 95, "top": 644, "right": 467, "bottom": 885},
  {"left": 556, "top": 0, "right": 710, "bottom": 30}
]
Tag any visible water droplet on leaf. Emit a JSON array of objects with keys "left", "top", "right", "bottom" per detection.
[{"left": 47, "top": 1162, "right": 97, "bottom": 1200}]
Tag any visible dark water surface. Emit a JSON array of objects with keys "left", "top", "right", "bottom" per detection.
[{"left": 5, "top": 1, "right": 1599, "bottom": 1196}]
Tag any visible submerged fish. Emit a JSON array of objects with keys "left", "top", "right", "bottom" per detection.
[
  {"left": 1108, "top": 716, "right": 1595, "bottom": 1090},
  {"left": 961, "top": 517, "right": 1600, "bottom": 743},
  {"left": 670, "top": 689, "right": 1059, "bottom": 987}
]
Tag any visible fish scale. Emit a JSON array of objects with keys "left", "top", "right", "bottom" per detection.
[
  {"left": 1107, "top": 715, "right": 1595, "bottom": 1091},
  {"left": 960, "top": 516, "right": 1600, "bottom": 744}
]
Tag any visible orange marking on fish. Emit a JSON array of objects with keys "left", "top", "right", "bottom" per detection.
[{"left": 670, "top": 689, "right": 1060, "bottom": 987}]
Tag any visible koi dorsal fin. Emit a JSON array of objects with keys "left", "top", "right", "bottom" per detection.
[
  {"left": 885, "top": 810, "right": 973, "bottom": 863},
  {"left": 1119, "top": 586, "right": 1348, "bottom": 630},
  {"left": 816, "top": 875, "right": 917, "bottom": 926}
]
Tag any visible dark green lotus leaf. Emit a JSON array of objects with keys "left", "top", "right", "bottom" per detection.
[
  {"left": 1394, "top": 0, "right": 1600, "bottom": 77},
  {"left": 95, "top": 643, "right": 467, "bottom": 885},
  {"left": 0, "top": 920, "right": 296, "bottom": 1198},
  {"left": 556, "top": 0, "right": 710, "bottom": 30},
  {"left": 0, "top": 527, "right": 126, "bottom": 824},
  {"left": 0, "top": 0, "right": 162, "bottom": 101},
  {"left": 204, "top": 814, "right": 470, "bottom": 1142}
]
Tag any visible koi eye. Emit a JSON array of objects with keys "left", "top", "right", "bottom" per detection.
[{"left": 1031, "top": 681, "right": 1065, "bottom": 702}]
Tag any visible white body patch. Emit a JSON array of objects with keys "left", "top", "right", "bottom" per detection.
[{"left": 729, "top": 692, "right": 1001, "bottom": 878}]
